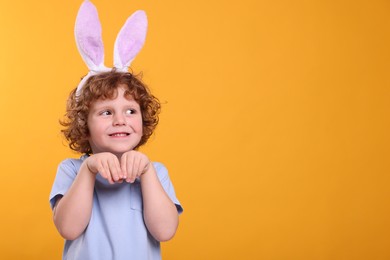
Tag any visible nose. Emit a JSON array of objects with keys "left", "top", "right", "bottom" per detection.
[{"left": 113, "top": 113, "right": 126, "bottom": 126}]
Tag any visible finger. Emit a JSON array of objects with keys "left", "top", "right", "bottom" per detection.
[
  {"left": 126, "top": 153, "right": 135, "bottom": 183},
  {"left": 102, "top": 160, "right": 114, "bottom": 184},
  {"left": 120, "top": 153, "right": 127, "bottom": 180},
  {"left": 96, "top": 162, "right": 107, "bottom": 179},
  {"left": 117, "top": 158, "right": 125, "bottom": 180},
  {"left": 133, "top": 156, "right": 141, "bottom": 181},
  {"left": 115, "top": 157, "right": 124, "bottom": 180},
  {"left": 113, "top": 155, "right": 124, "bottom": 180},
  {"left": 108, "top": 157, "right": 121, "bottom": 182},
  {"left": 113, "top": 156, "right": 123, "bottom": 182}
]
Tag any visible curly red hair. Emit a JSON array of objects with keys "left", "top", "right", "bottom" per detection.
[{"left": 61, "top": 70, "right": 161, "bottom": 154}]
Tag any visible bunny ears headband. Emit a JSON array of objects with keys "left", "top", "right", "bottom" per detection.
[{"left": 74, "top": 0, "right": 147, "bottom": 96}]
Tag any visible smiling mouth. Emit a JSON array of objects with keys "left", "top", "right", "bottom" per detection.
[{"left": 109, "top": 133, "right": 130, "bottom": 137}]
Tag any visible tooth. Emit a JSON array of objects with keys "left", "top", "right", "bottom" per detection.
[{"left": 113, "top": 133, "right": 126, "bottom": 136}]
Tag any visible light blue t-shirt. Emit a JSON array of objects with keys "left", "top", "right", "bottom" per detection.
[{"left": 49, "top": 155, "right": 183, "bottom": 260}]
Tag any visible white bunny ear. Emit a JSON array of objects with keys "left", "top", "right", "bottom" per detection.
[
  {"left": 114, "top": 10, "right": 148, "bottom": 70},
  {"left": 75, "top": 0, "right": 106, "bottom": 71}
]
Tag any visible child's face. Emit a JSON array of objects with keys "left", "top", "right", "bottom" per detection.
[{"left": 87, "top": 86, "right": 143, "bottom": 157}]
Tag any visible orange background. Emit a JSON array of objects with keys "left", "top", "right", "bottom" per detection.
[{"left": 0, "top": 0, "right": 389, "bottom": 259}]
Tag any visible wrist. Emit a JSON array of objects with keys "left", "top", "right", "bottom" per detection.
[
  {"left": 140, "top": 162, "right": 154, "bottom": 179},
  {"left": 82, "top": 158, "right": 97, "bottom": 175}
]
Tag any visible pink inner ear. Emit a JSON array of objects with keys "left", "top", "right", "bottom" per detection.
[
  {"left": 118, "top": 34, "right": 138, "bottom": 64},
  {"left": 75, "top": 1, "right": 104, "bottom": 67},
  {"left": 78, "top": 35, "right": 104, "bottom": 66},
  {"left": 116, "top": 11, "right": 147, "bottom": 67}
]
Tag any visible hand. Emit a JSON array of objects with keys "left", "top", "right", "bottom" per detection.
[
  {"left": 120, "top": 150, "right": 151, "bottom": 183},
  {"left": 84, "top": 153, "right": 123, "bottom": 184}
]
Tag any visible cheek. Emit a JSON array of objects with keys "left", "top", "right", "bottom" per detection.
[
  {"left": 135, "top": 115, "right": 143, "bottom": 131},
  {"left": 86, "top": 117, "right": 93, "bottom": 135},
  {"left": 138, "top": 120, "right": 144, "bottom": 134},
  {"left": 87, "top": 121, "right": 102, "bottom": 139},
  {"left": 86, "top": 123, "right": 94, "bottom": 137}
]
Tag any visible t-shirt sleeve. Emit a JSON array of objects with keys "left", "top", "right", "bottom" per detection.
[
  {"left": 49, "top": 159, "right": 81, "bottom": 210},
  {"left": 153, "top": 162, "right": 183, "bottom": 214}
]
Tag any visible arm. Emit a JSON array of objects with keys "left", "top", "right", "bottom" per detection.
[
  {"left": 52, "top": 162, "right": 95, "bottom": 240},
  {"left": 141, "top": 164, "right": 179, "bottom": 242},
  {"left": 53, "top": 153, "right": 122, "bottom": 240},
  {"left": 121, "top": 151, "right": 179, "bottom": 242}
]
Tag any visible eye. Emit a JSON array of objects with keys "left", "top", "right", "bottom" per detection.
[
  {"left": 100, "top": 110, "right": 112, "bottom": 116},
  {"left": 125, "top": 109, "right": 136, "bottom": 115}
]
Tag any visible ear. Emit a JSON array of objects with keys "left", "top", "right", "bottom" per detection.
[
  {"left": 75, "top": 0, "right": 105, "bottom": 70},
  {"left": 114, "top": 10, "right": 148, "bottom": 70}
]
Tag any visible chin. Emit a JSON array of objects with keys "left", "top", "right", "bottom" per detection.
[{"left": 111, "top": 148, "right": 135, "bottom": 155}]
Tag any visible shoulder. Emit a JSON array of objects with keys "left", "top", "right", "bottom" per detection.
[
  {"left": 152, "top": 162, "right": 169, "bottom": 181},
  {"left": 152, "top": 162, "right": 167, "bottom": 172},
  {"left": 57, "top": 155, "right": 87, "bottom": 175}
]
